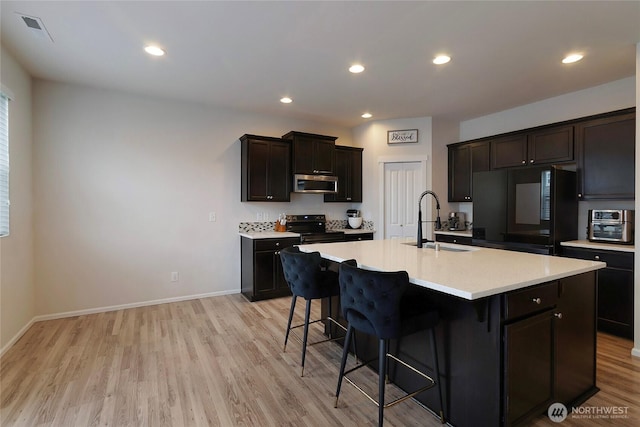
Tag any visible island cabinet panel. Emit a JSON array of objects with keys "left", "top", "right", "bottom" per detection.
[
  {"left": 324, "top": 146, "right": 363, "bottom": 202},
  {"left": 576, "top": 110, "right": 636, "bottom": 200},
  {"left": 561, "top": 247, "right": 633, "bottom": 338},
  {"left": 240, "top": 134, "right": 291, "bottom": 202},
  {"left": 322, "top": 275, "right": 597, "bottom": 426},
  {"left": 241, "top": 236, "right": 298, "bottom": 301},
  {"left": 448, "top": 140, "right": 490, "bottom": 201},
  {"left": 282, "top": 131, "right": 337, "bottom": 175}
]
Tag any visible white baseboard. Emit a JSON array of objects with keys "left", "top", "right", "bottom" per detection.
[
  {"left": 632, "top": 347, "right": 640, "bottom": 358},
  {"left": 0, "top": 289, "right": 239, "bottom": 357}
]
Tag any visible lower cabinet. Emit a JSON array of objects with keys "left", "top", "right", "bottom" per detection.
[
  {"left": 561, "top": 247, "right": 634, "bottom": 339},
  {"left": 435, "top": 233, "right": 472, "bottom": 245},
  {"left": 241, "top": 236, "right": 299, "bottom": 301},
  {"left": 503, "top": 273, "right": 597, "bottom": 426}
]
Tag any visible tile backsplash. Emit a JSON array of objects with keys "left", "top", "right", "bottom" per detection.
[{"left": 239, "top": 219, "right": 374, "bottom": 233}]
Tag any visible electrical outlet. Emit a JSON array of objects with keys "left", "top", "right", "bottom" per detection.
[
  {"left": 171, "top": 272, "right": 179, "bottom": 282},
  {"left": 209, "top": 211, "right": 216, "bottom": 222},
  {"left": 257, "top": 212, "right": 263, "bottom": 221}
]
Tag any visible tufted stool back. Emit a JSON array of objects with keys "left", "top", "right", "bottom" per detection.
[
  {"left": 338, "top": 262, "right": 409, "bottom": 340},
  {"left": 280, "top": 246, "right": 339, "bottom": 300}
]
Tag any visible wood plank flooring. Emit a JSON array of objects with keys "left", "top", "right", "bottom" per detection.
[{"left": 1, "top": 294, "right": 639, "bottom": 426}]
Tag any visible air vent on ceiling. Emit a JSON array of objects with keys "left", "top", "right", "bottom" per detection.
[{"left": 16, "top": 13, "right": 54, "bottom": 42}]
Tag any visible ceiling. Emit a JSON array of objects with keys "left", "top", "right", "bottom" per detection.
[{"left": 1, "top": 1, "right": 639, "bottom": 128}]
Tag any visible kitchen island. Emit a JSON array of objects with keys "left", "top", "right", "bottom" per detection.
[{"left": 299, "top": 238, "right": 605, "bottom": 427}]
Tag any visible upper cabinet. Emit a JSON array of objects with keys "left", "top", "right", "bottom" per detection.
[
  {"left": 448, "top": 140, "right": 490, "bottom": 202},
  {"left": 491, "top": 125, "right": 574, "bottom": 169},
  {"left": 282, "top": 131, "right": 336, "bottom": 175},
  {"left": 241, "top": 134, "right": 291, "bottom": 202},
  {"left": 324, "top": 146, "right": 363, "bottom": 203},
  {"left": 576, "top": 109, "right": 636, "bottom": 200}
]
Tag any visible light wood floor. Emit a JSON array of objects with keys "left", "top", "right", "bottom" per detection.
[{"left": 1, "top": 294, "right": 639, "bottom": 426}]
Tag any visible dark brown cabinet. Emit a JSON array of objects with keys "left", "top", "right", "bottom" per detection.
[
  {"left": 282, "top": 131, "right": 336, "bottom": 175},
  {"left": 241, "top": 236, "right": 299, "bottom": 301},
  {"left": 448, "top": 141, "right": 490, "bottom": 201},
  {"left": 240, "top": 134, "right": 291, "bottom": 202},
  {"left": 502, "top": 274, "right": 597, "bottom": 426},
  {"left": 344, "top": 232, "right": 373, "bottom": 241},
  {"left": 561, "top": 246, "right": 634, "bottom": 338},
  {"left": 576, "top": 109, "right": 635, "bottom": 200},
  {"left": 435, "top": 233, "right": 472, "bottom": 245},
  {"left": 324, "top": 146, "right": 363, "bottom": 202},
  {"left": 491, "top": 125, "right": 573, "bottom": 169}
]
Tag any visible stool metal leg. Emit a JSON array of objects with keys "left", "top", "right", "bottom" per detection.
[
  {"left": 300, "top": 299, "right": 312, "bottom": 377},
  {"left": 335, "top": 323, "right": 353, "bottom": 408},
  {"left": 431, "top": 328, "right": 445, "bottom": 423},
  {"left": 283, "top": 295, "right": 297, "bottom": 352},
  {"left": 378, "top": 339, "right": 387, "bottom": 427}
]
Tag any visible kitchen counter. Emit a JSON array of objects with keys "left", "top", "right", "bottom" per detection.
[
  {"left": 238, "top": 228, "right": 374, "bottom": 239},
  {"left": 561, "top": 239, "right": 635, "bottom": 253},
  {"left": 299, "top": 237, "right": 604, "bottom": 300}
]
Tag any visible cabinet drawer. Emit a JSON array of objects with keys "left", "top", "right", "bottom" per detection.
[
  {"left": 562, "top": 247, "right": 633, "bottom": 270},
  {"left": 504, "top": 282, "right": 558, "bottom": 321},
  {"left": 254, "top": 238, "right": 299, "bottom": 252},
  {"left": 435, "top": 234, "right": 472, "bottom": 245}
]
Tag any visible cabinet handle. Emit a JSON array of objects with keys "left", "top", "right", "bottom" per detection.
[
  {"left": 578, "top": 193, "right": 582, "bottom": 198},
  {"left": 453, "top": 239, "right": 457, "bottom": 243},
  {"left": 554, "top": 312, "right": 563, "bottom": 319},
  {"left": 275, "top": 250, "right": 280, "bottom": 255},
  {"left": 346, "top": 197, "right": 352, "bottom": 201},
  {"left": 275, "top": 242, "right": 280, "bottom": 246},
  {"left": 529, "top": 159, "right": 534, "bottom": 164},
  {"left": 521, "top": 160, "right": 526, "bottom": 164},
  {"left": 532, "top": 298, "right": 541, "bottom": 304},
  {"left": 594, "top": 255, "right": 600, "bottom": 260}
]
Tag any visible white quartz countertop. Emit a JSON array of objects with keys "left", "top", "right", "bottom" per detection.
[
  {"left": 239, "top": 229, "right": 374, "bottom": 239},
  {"left": 561, "top": 239, "right": 635, "bottom": 253},
  {"left": 298, "top": 238, "right": 605, "bottom": 300}
]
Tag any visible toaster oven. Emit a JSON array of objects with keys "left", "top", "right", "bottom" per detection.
[{"left": 587, "top": 209, "right": 634, "bottom": 244}]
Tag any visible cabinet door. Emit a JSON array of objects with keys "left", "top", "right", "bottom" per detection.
[
  {"left": 491, "top": 134, "right": 528, "bottom": 169},
  {"left": 576, "top": 112, "right": 635, "bottom": 199},
  {"left": 528, "top": 125, "right": 574, "bottom": 165},
  {"left": 292, "top": 135, "right": 315, "bottom": 174},
  {"left": 597, "top": 268, "right": 634, "bottom": 338},
  {"left": 504, "top": 310, "right": 554, "bottom": 426},
  {"left": 254, "top": 250, "right": 277, "bottom": 294},
  {"left": 325, "top": 146, "right": 362, "bottom": 202},
  {"left": 314, "top": 139, "right": 335, "bottom": 174},
  {"left": 268, "top": 141, "right": 291, "bottom": 201},
  {"left": 246, "top": 140, "right": 270, "bottom": 201},
  {"left": 448, "top": 144, "right": 471, "bottom": 201},
  {"left": 555, "top": 272, "right": 597, "bottom": 405}
]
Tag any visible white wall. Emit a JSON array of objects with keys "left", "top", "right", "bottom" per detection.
[
  {"left": 353, "top": 117, "right": 434, "bottom": 239},
  {"left": 634, "top": 42, "right": 640, "bottom": 358},
  {"left": 32, "top": 80, "right": 353, "bottom": 316},
  {"left": 0, "top": 47, "right": 35, "bottom": 353}
]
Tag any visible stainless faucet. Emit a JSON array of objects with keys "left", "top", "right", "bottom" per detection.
[{"left": 417, "top": 190, "right": 442, "bottom": 248}]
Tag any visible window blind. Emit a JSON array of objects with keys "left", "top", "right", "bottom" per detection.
[{"left": 0, "top": 93, "right": 9, "bottom": 237}]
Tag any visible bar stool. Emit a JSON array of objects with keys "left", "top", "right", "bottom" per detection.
[
  {"left": 279, "top": 246, "right": 356, "bottom": 377},
  {"left": 334, "top": 262, "right": 445, "bottom": 426}
]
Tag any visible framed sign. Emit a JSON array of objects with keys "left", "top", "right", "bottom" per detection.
[{"left": 387, "top": 129, "right": 418, "bottom": 144}]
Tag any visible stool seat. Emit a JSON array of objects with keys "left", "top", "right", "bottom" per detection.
[
  {"left": 279, "top": 246, "right": 356, "bottom": 377},
  {"left": 335, "top": 262, "right": 445, "bottom": 426}
]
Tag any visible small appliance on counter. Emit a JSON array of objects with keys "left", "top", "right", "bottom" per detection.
[
  {"left": 347, "top": 209, "right": 363, "bottom": 229},
  {"left": 587, "top": 209, "right": 634, "bottom": 244},
  {"left": 448, "top": 212, "right": 466, "bottom": 231}
]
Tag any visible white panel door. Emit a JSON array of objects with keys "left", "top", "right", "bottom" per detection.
[{"left": 384, "top": 162, "right": 423, "bottom": 239}]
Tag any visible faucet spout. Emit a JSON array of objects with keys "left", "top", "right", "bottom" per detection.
[{"left": 417, "top": 190, "right": 442, "bottom": 248}]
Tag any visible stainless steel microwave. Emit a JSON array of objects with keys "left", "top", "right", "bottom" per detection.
[
  {"left": 293, "top": 174, "right": 338, "bottom": 194},
  {"left": 588, "top": 209, "right": 634, "bottom": 244}
]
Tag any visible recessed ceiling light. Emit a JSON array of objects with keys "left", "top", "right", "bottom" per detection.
[
  {"left": 349, "top": 64, "right": 365, "bottom": 74},
  {"left": 361, "top": 113, "right": 372, "bottom": 119},
  {"left": 144, "top": 45, "right": 165, "bottom": 56},
  {"left": 562, "top": 53, "right": 583, "bottom": 64},
  {"left": 433, "top": 55, "right": 451, "bottom": 65},
  {"left": 280, "top": 97, "right": 293, "bottom": 104}
]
